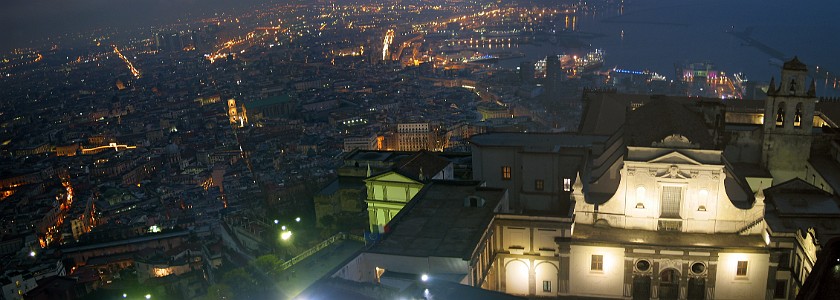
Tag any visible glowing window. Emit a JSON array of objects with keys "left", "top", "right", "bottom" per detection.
[
  {"left": 736, "top": 261, "right": 748, "bottom": 276},
  {"left": 542, "top": 280, "right": 552, "bottom": 292},
  {"left": 636, "top": 186, "right": 646, "bottom": 200},
  {"left": 501, "top": 166, "right": 511, "bottom": 180},
  {"left": 563, "top": 178, "right": 571, "bottom": 191},
  {"left": 591, "top": 255, "right": 604, "bottom": 271},
  {"left": 535, "top": 179, "right": 544, "bottom": 191},
  {"left": 794, "top": 103, "right": 803, "bottom": 128},
  {"left": 375, "top": 267, "right": 386, "bottom": 283}
]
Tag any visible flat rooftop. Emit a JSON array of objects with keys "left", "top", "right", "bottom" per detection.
[
  {"left": 572, "top": 224, "right": 766, "bottom": 249},
  {"left": 345, "top": 150, "right": 397, "bottom": 162},
  {"left": 469, "top": 133, "right": 608, "bottom": 151},
  {"left": 370, "top": 181, "right": 505, "bottom": 259},
  {"left": 765, "top": 179, "right": 840, "bottom": 216}
]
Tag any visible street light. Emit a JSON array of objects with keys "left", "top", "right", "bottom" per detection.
[
  {"left": 421, "top": 274, "right": 429, "bottom": 282},
  {"left": 145, "top": 294, "right": 151, "bottom": 299},
  {"left": 281, "top": 230, "right": 292, "bottom": 241},
  {"left": 29, "top": 251, "right": 36, "bottom": 257},
  {"left": 274, "top": 219, "right": 279, "bottom": 224},
  {"left": 295, "top": 217, "right": 301, "bottom": 222}
]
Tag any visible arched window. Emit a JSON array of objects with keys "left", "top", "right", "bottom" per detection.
[
  {"left": 776, "top": 102, "right": 785, "bottom": 127},
  {"left": 794, "top": 102, "right": 803, "bottom": 128},
  {"left": 789, "top": 79, "right": 797, "bottom": 95}
]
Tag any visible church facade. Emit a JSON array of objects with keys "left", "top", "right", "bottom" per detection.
[
  {"left": 335, "top": 59, "right": 840, "bottom": 300},
  {"left": 470, "top": 58, "right": 840, "bottom": 300}
]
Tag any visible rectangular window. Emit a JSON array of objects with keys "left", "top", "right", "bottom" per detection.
[
  {"left": 535, "top": 179, "right": 544, "bottom": 191},
  {"left": 778, "top": 252, "right": 790, "bottom": 270},
  {"left": 591, "top": 255, "right": 604, "bottom": 271},
  {"left": 736, "top": 260, "right": 748, "bottom": 276},
  {"left": 660, "top": 186, "right": 683, "bottom": 218},
  {"left": 774, "top": 280, "right": 787, "bottom": 299},
  {"left": 543, "top": 280, "right": 552, "bottom": 292},
  {"left": 502, "top": 166, "right": 511, "bottom": 180},
  {"left": 563, "top": 178, "right": 571, "bottom": 191}
]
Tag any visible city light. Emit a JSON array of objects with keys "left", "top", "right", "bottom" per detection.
[
  {"left": 382, "top": 29, "right": 394, "bottom": 60},
  {"left": 112, "top": 45, "right": 141, "bottom": 78},
  {"left": 1, "top": 2, "right": 839, "bottom": 300},
  {"left": 281, "top": 230, "right": 292, "bottom": 241}
]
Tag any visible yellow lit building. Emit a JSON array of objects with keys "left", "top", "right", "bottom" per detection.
[{"left": 365, "top": 150, "right": 453, "bottom": 234}]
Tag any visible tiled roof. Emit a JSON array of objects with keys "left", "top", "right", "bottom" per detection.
[{"left": 625, "top": 99, "right": 715, "bottom": 149}]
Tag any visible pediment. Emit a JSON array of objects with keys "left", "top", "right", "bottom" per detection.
[
  {"left": 647, "top": 151, "right": 703, "bottom": 166},
  {"left": 366, "top": 171, "right": 419, "bottom": 184}
]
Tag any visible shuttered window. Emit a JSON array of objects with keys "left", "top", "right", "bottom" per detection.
[{"left": 660, "top": 186, "right": 682, "bottom": 218}]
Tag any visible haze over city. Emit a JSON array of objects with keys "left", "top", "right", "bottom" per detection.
[{"left": 1, "top": 0, "right": 840, "bottom": 299}]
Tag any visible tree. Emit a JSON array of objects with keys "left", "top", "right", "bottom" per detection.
[
  {"left": 250, "top": 254, "right": 283, "bottom": 278},
  {"left": 222, "top": 268, "right": 258, "bottom": 295},
  {"left": 202, "top": 284, "right": 233, "bottom": 300},
  {"left": 320, "top": 214, "right": 336, "bottom": 230}
]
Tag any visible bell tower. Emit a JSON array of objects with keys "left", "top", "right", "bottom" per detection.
[{"left": 762, "top": 57, "right": 817, "bottom": 183}]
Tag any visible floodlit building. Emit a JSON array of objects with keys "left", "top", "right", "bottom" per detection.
[
  {"left": 475, "top": 58, "right": 840, "bottom": 299},
  {"left": 365, "top": 150, "right": 453, "bottom": 234},
  {"left": 395, "top": 123, "right": 437, "bottom": 151},
  {"left": 343, "top": 134, "right": 379, "bottom": 152},
  {"left": 333, "top": 58, "right": 840, "bottom": 299}
]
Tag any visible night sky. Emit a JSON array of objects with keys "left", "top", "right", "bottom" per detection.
[{"left": 0, "top": 0, "right": 271, "bottom": 50}]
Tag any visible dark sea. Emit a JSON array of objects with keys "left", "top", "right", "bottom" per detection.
[{"left": 488, "top": 0, "right": 840, "bottom": 96}]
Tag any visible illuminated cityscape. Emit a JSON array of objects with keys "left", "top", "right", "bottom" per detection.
[{"left": 0, "top": 0, "right": 839, "bottom": 299}]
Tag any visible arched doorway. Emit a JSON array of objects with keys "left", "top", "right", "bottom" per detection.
[
  {"left": 687, "top": 277, "right": 706, "bottom": 300},
  {"left": 659, "top": 269, "right": 680, "bottom": 300},
  {"left": 505, "top": 260, "right": 529, "bottom": 295},
  {"left": 632, "top": 276, "right": 651, "bottom": 300}
]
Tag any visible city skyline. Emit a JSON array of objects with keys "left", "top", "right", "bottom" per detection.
[{"left": 1, "top": 0, "right": 840, "bottom": 299}]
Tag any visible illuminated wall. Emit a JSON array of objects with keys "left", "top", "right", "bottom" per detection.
[
  {"left": 714, "top": 252, "right": 769, "bottom": 299},
  {"left": 333, "top": 253, "right": 471, "bottom": 286},
  {"left": 364, "top": 172, "right": 423, "bottom": 233},
  {"left": 504, "top": 259, "right": 529, "bottom": 295},
  {"left": 568, "top": 245, "right": 625, "bottom": 298},
  {"left": 579, "top": 146, "right": 765, "bottom": 234},
  {"left": 500, "top": 258, "right": 560, "bottom": 296}
]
